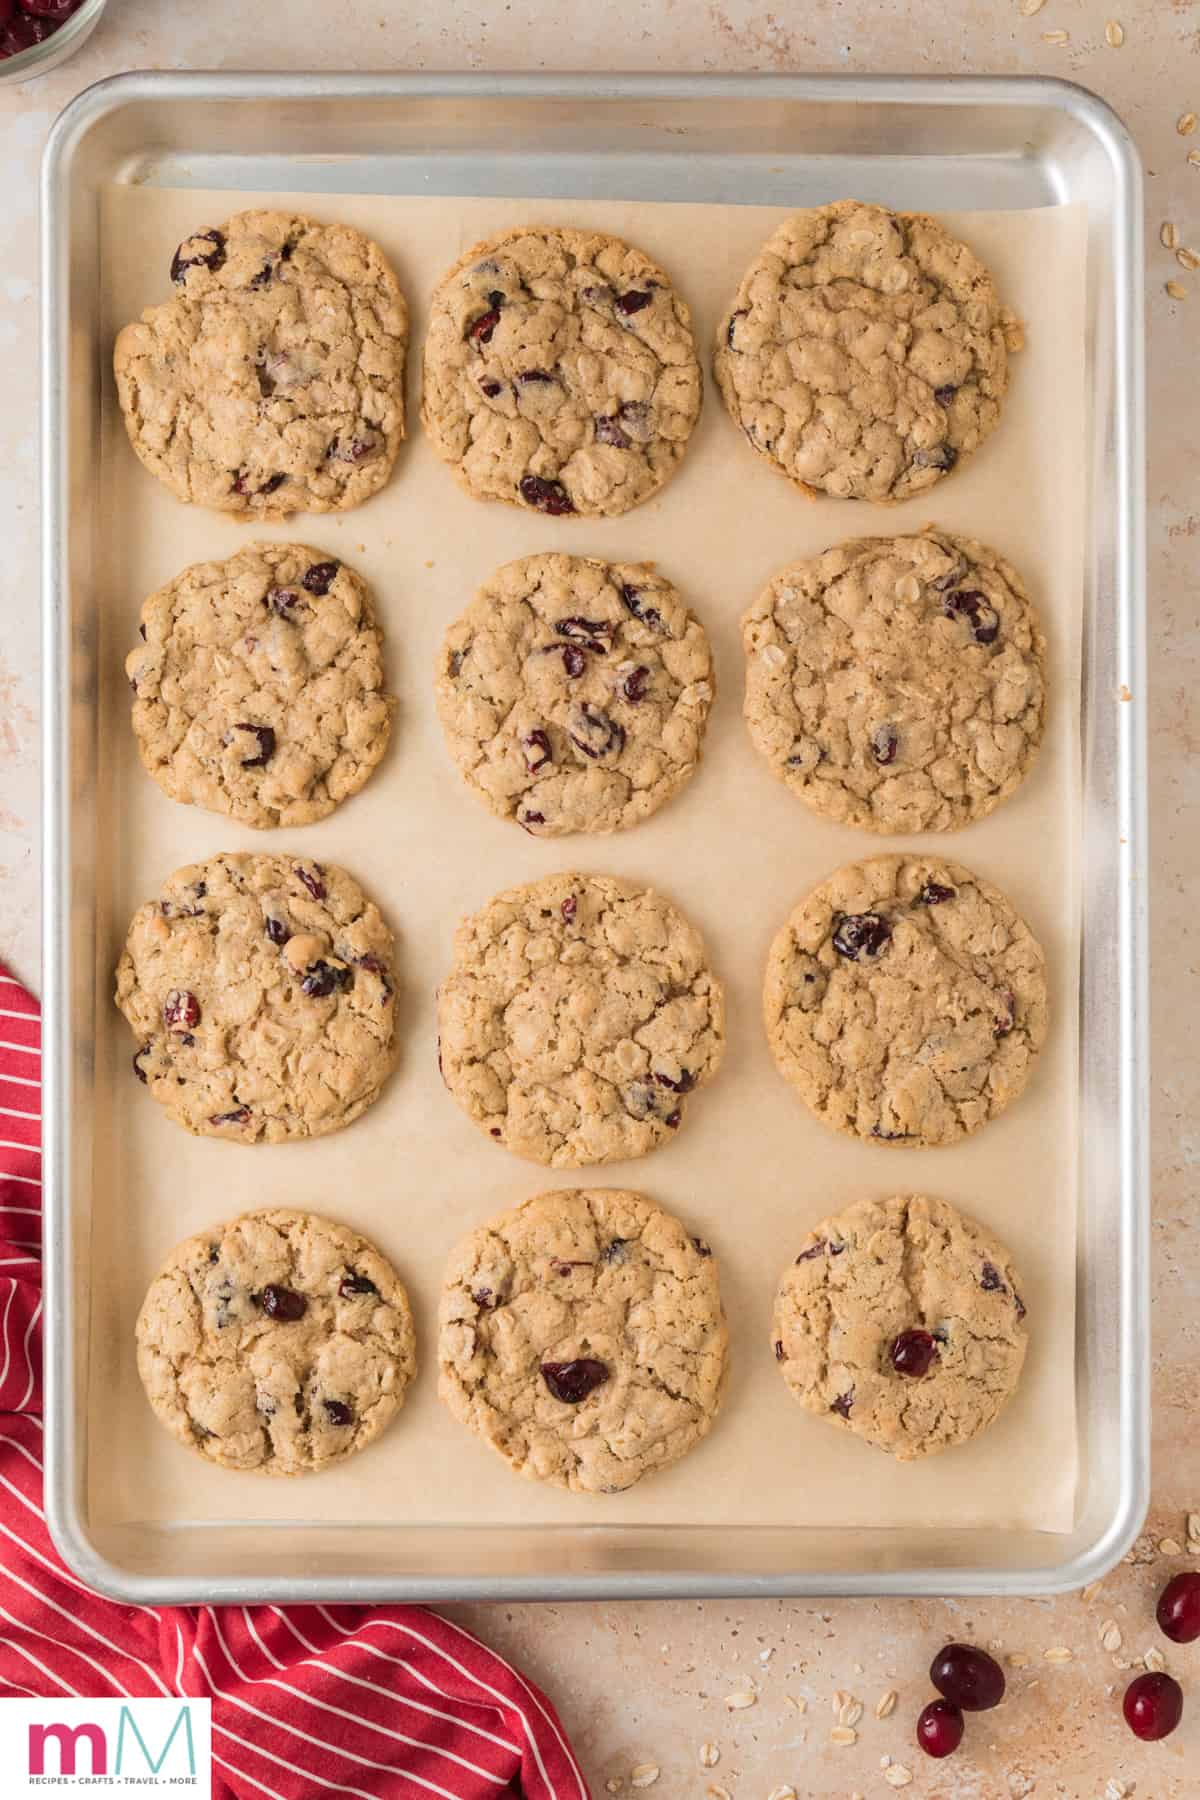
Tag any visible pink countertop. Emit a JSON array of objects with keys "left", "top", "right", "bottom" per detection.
[{"left": 1, "top": 3, "right": 1196, "bottom": 1793}]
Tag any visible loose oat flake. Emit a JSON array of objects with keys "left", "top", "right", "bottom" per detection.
[
  {"left": 1105, "top": 19, "right": 1124, "bottom": 45},
  {"left": 876, "top": 1689, "right": 899, "bottom": 1719},
  {"left": 783, "top": 1694, "right": 806, "bottom": 1713},
  {"left": 1175, "top": 252, "right": 1200, "bottom": 272},
  {"left": 605, "top": 1781, "right": 622, "bottom": 1795},
  {"left": 1042, "top": 28, "right": 1070, "bottom": 44},
  {"left": 1019, "top": 0, "right": 1046, "bottom": 14},
  {"left": 830, "top": 1726, "right": 858, "bottom": 1747},
  {"left": 1166, "top": 280, "right": 1188, "bottom": 299},
  {"left": 1179, "top": 112, "right": 1198, "bottom": 136},
  {"left": 1008, "top": 1651, "right": 1031, "bottom": 1668},
  {"left": 885, "top": 1768, "right": 914, "bottom": 1790},
  {"left": 1143, "top": 1645, "right": 1167, "bottom": 1673},
  {"left": 630, "top": 1765, "right": 659, "bottom": 1789},
  {"left": 699, "top": 1744, "right": 720, "bottom": 1769},
  {"left": 1188, "top": 150, "right": 1200, "bottom": 169},
  {"left": 1161, "top": 222, "right": 1178, "bottom": 250},
  {"left": 706, "top": 1786, "right": 732, "bottom": 1800},
  {"left": 725, "top": 1690, "right": 757, "bottom": 1710},
  {"left": 767, "top": 1787, "right": 798, "bottom": 1800},
  {"left": 1104, "top": 1781, "right": 1129, "bottom": 1800},
  {"left": 1043, "top": 1646, "right": 1074, "bottom": 1662},
  {"left": 1101, "top": 1620, "right": 1124, "bottom": 1652}
]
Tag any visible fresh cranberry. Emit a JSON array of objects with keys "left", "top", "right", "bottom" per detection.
[
  {"left": 832, "top": 912, "right": 892, "bottom": 960},
  {"left": 615, "top": 290, "right": 653, "bottom": 316},
  {"left": 20, "top": 0, "right": 88, "bottom": 17},
  {"left": 302, "top": 561, "right": 339, "bottom": 596},
  {"left": 891, "top": 1328, "right": 939, "bottom": 1378},
  {"left": 522, "top": 729, "right": 552, "bottom": 772},
  {"left": 256, "top": 1284, "right": 307, "bottom": 1322},
  {"left": 2, "top": 14, "right": 51, "bottom": 48},
  {"left": 934, "top": 383, "right": 958, "bottom": 407},
  {"left": 920, "top": 882, "right": 957, "bottom": 904},
  {"left": 323, "top": 1400, "right": 353, "bottom": 1426},
  {"left": 519, "top": 474, "right": 574, "bottom": 515},
  {"left": 917, "top": 1698, "right": 964, "bottom": 1758},
  {"left": 170, "top": 229, "right": 226, "bottom": 284},
  {"left": 338, "top": 1274, "right": 378, "bottom": 1299},
  {"left": 930, "top": 1643, "right": 1005, "bottom": 1711},
  {"left": 541, "top": 1359, "right": 609, "bottom": 1403},
  {"left": 872, "top": 723, "right": 899, "bottom": 764},
  {"left": 163, "top": 989, "right": 200, "bottom": 1032},
  {"left": 1123, "top": 1672, "right": 1183, "bottom": 1741},
  {"left": 1157, "top": 1571, "right": 1200, "bottom": 1644},
  {"left": 622, "top": 666, "right": 650, "bottom": 702},
  {"left": 236, "top": 723, "right": 275, "bottom": 767},
  {"left": 294, "top": 864, "right": 326, "bottom": 900},
  {"left": 944, "top": 588, "right": 999, "bottom": 645}
]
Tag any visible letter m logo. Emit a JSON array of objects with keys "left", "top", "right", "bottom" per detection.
[
  {"left": 116, "top": 1702, "right": 197, "bottom": 1775},
  {"left": 28, "top": 1721, "right": 107, "bottom": 1775}
]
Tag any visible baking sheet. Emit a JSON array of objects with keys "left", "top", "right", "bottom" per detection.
[{"left": 90, "top": 186, "right": 1084, "bottom": 1538}]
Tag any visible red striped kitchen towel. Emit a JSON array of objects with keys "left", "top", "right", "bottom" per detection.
[{"left": 0, "top": 963, "right": 589, "bottom": 1799}]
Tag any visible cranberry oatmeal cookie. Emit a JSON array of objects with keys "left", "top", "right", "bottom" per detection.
[
  {"left": 136, "top": 1208, "right": 416, "bottom": 1475},
  {"left": 742, "top": 529, "right": 1046, "bottom": 833},
  {"left": 764, "top": 855, "right": 1048, "bottom": 1148},
  {"left": 773, "top": 1194, "right": 1029, "bottom": 1460},
  {"left": 421, "top": 225, "right": 702, "bottom": 518},
  {"left": 435, "top": 552, "right": 714, "bottom": 835},
  {"left": 127, "top": 544, "right": 394, "bottom": 828},
  {"left": 715, "top": 201, "right": 1022, "bottom": 502},
  {"left": 116, "top": 853, "right": 398, "bottom": 1143},
  {"left": 114, "top": 210, "right": 407, "bottom": 517},
  {"left": 437, "top": 873, "right": 725, "bottom": 1167},
  {"left": 439, "top": 1188, "right": 727, "bottom": 1492}
]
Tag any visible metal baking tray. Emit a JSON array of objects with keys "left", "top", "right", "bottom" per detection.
[{"left": 41, "top": 71, "right": 1148, "bottom": 1603}]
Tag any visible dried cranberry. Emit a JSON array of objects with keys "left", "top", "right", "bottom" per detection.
[
  {"left": 258, "top": 473, "right": 287, "bottom": 497},
  {"left": 913, "top": 443, "right": 958, "bottom": 472},
  {"left": 872, "top": 723, "right": 899, "bottom": 765},
  {"left": 622, "top": 666, "right": 650, "bottom": 703},
  {"left": 890, "top": 1328, "right": 939, "bottom": 1378},
  {"left": 726, "top": 308, "right": 748, "bottom": 348},
  {"left": 519, "top": 811, "right": 545, "bottom": 830},
  {"left": 691, "top": 1237, "right": 712, "bottom": 1258},
  {"left": 665, "top": 1109, "right": 682, "bottom": 1128},
  {"left": 267, "top": 587, "right": 303, "bottom": 618},
  {"left": 132, "top": 1046, "right": 150, "bottom": 1084},
  {"left": 561, "top": 895, "right": 577, "bottom": 924},
  {"left": 569, "top": 704, "right": 625, "bottom": 761},
  {"left": 934, "top": 383, "right": 958, "bottom": 407},
  {"left": 331, "top": 435, "right": 379, "bottom": 464},
  {"left": 1014, "top": 1292, "right": 1027, "bottom": 1321},
  {"left": 619, "top": 584, "right": 664, "bottom": 632},
  {"left": 774, "top": 1339, "right": 785, "bottom": 1360},
  {"left": 480, "top": 380, "right": 503, "bottom": 398},
  {"left": 248, "top": 259, "right": 274, "bottom": 290},
  {"left": 943, "top": 588, "right": 999, "bottom": 645},
  {"left": 522, "top": 729, "right": 552, "bottom": 772},
  {"left": 561, "top": 645, "right": 587, "bottom": 679},
  {"left": 540, "top": 1359, "right": 609, "bottom": 1403},
  {"left": 920, "top": 882, "right": 956, "bottom": 905},
  {"left": 357, "top": 952, "right": 393, "bottom": 1001},
  {"left": 472, "top": 1287, "right": 495, "bottom": 1307},
  {"left": 1123, "top": 1672, "right": 1183, "bottom": 1741},
  {"left": 209, "top": 1106, "right": 251, "bottom": 1128},
  {"left": 518, "top": 369, "right": 556, "bottom": 385},
  {"left": 236, "top": 723, "right": 275, "bottom": 767},
  {"left": 257, "top": 1284, "right": 307, "bottom": 1322},
  {"left": 265, "top": 916, "right": 290, "bottom": 947},
  {"left": 300, "top": 961, "right": 353, "bottom": 999},
  {"left": 556, "top": 616, "right": 612, "bottom": 646},
  {"left": 795, "top": 1241, "right": 826, "bottom": 1263},
  {"left": 615, "top": 289, "right": 653, "bottom": 316},
  {"left": 917, "top": 1698, "right": 964, "bottom": 1759},
  {"left": 623, "top": 1080, "right": 661, "bottom": 1122},
  {"left": 338, "top": 1274, "right": 378, "bottom": 1299},
  {"left": 830, "top": 1390, "right": 855, "bottom": 1418},
  {"left": 929, "top": 1643, "right": 1005, "bottom": 1712},
  {"left": 323, "top": 1400, "right": 353, "bottom": 1426},
  {"left": 170, "top": 228, "right": 227, "bottom": 284},
  {"left": 980, "top": 1262, "right": 1007, "bottom": 1294},
  {"left": 654, "top": 1068, "right": 695, "bottom": 1094},
  {"left": 163, "top": 989, "right": 201, "bottom": 1032},
  {"left": 294, "top": 864, "right": 326, "bottom": 900},
  {"left": 302, "top": 561, "right": 339, "bottom": 596},
  {"left": 993, "top": 990, "right": 1017, "bottom": 1038},
  {"left": 1157, "top": 1571, "right": 1200, "bottom": 1644},
  {"left": 832, "top": 913, "right": 892, "bottom": 960},
  {"left": 519, "top": 474, "right": 574, "bottom": 515},
  {"left": 594, "top": 414, "right": 630, "bottom": 449},
  {"left": 467, "top": 307, "right": 502, "bottom": 345}
]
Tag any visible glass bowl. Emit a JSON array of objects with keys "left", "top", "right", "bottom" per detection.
[{"left": 0, "top": 0, "right": 107, "bottom": 86}]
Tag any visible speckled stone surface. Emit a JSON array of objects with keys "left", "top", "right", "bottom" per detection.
[{"left": 2, "top": 5, "right": 1196, "bottom": 1792}]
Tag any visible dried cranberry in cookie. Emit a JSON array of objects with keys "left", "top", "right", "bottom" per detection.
[
  {"left": 435, "top": 553, "right": 714, "bottom": 837},
  {"left": 715, "top": 200, "right": 1022, "bottom": 502},
  {"left": 135, "top": 1208, "right": 415, "bottom": 1475},
  {"left": 113, "top": 210, "right": 408, "bottom": 517},
  {"left": 742, "top": 530, "right": 1046, "bottom": 835},
  {"left": 126, "top": 544, "right": 394, "bottom": 830},
  {"left": 764, "top": 854, "right": 1048, "bottom": 1148},
  {"left": 115, "top": 852, "right": 398, "bottom": 1144},
  {"left": 421, "top": 225, "right": 702, "bottom": 519},
  {"left": 438, "top": 1188, "right": 727, "bottom": 1492},
  {"left": 436, "top": 872, "right": 724, "bottom": 1167},
  {"left": 773, "top": 1194, "right": 1029, "bottom": 1460}
]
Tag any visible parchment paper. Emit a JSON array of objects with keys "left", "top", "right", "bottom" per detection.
[{"left": 90, "top": 187, "right": 1084, "bottom": 1537}]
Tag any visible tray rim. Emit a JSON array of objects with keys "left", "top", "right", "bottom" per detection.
[{"left": 40, "top": 67, "right": 1150, "bottom": 1604}]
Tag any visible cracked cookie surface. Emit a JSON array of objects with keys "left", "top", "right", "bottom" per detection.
[
  {"left": 114, "top": 210, "right": 408, "bottom": 517},
  {"left": 438, "top": 1188, "right": 727, "bottom": 1492},
  {"left": 421, "top": 225, "right": 702, "bottom": 518},
  {"left": 764, "top": 855, "right": 1047, "bottom": 1148},
  {"left": 136, "top": 1208, "right": 416, "bottom": 1475},
  {"left": 715, "top": 201, "right": 1022, "bottom": 502},
  {"left": 773, "top": 1194, "right": 1028, "bottom": 1460},
  {"left": 742, "top": 529, "right": 1046, "bottom": 834},
  {"left": 116, "top": 852, "right": 398, "bottom": 1143},
  {"left": 435, "top": 552, "right": 714, "bottom": 836},
  {"left": 437, "top": 873, "right": 725, "bottom": 1167},
  {"left": 128, "top": 543, "right": 395, "bottom": 829}
]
